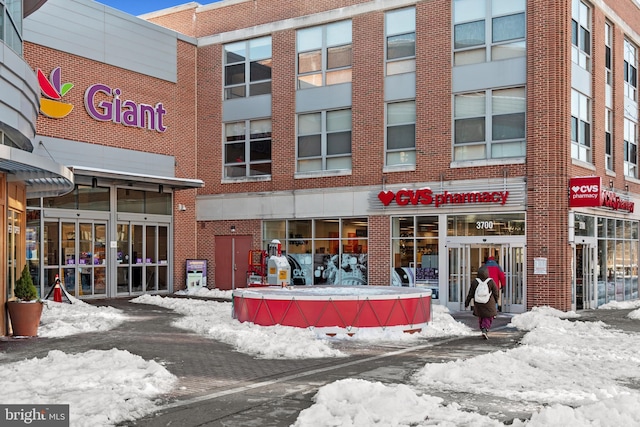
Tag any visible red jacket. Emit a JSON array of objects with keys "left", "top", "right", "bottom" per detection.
[{"left": 484, "top": 257, "right": 506, "bottom": 289}]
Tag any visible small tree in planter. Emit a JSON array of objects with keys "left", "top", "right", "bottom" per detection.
[
  {"left": 7, "top": 264, "right": 43, "bottom": 337},
  {"left": 14, "top": 264, "right": 38, "bottom": 301}
]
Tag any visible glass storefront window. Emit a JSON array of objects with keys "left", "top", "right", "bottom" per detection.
[
  {"left": 78, "top": 186, "right": 109, "bottom": 211},
  {"left": 42, "top": 186, "right": 110, "bottom": 211},
  {"left": 262, "top": 218, "right": 368, "bottom": 286},
  {"left": 117, "top": 189, "right": 144, "bottom": 213},
  {"left": 574, "top": 214, "right": 595, "bottom": 236},
  {"left": 146, "top": 192, "right": 172, "bottom": 215},
  {"left": 264, "top": 220, "right": 285, "bottom": 241},
  {"left": 315, "top": 219, "right": 339, "bottom": 238},
  {"left": 597, "top": 217, "right": 639, "bottom": 304},
  {"left": 391, "top": 216, "right": 439, "bottom": 295},
  {"left": 447, "top": 213, "right": 525, "bottom": 236}
]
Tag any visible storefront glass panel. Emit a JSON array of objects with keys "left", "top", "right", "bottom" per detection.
[
  {"left": 263, "top": 218, "right": 368, "bottom": 285},
  {"left": 447, "top": 213, "right": 525, "bottom": 236},
  {"left": 594, "top": 216, "right": 639, "bottom": 304},
  {"left": 131, "top": 224, "right": 143, "bottom": 292},
  {"left": 391, "top": 216, "right": 438, "bottom": 296},
  {"left": 78, "top": 186, "right": 109, "bottom": 211},
  {"left": 26, "top": 210, "right": 40, "bottom": 297},
  {"left": 7, "top": 210, "right": 22, "bottom": 299}
]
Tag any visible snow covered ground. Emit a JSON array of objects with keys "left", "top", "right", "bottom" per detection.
[{"left": 0, "top": 289, "right": 639, "bottom": 426}]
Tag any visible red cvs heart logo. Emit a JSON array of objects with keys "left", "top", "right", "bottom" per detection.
[{"left": 378, "top": 191, "right": 395, "bottom": 206}]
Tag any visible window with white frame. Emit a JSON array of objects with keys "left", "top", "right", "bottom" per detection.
[
  {"left": 624, "top": 39, "right": 637, "bottom": 102},
  {"left": 385, "top": 7, "right": 416, "bottom": 76},
  {"left": 297, "top": 21, "right": 352, "bottom": 89},
  {"left": 224, "top": 36, "right": 272, "bottom": 100},
  {"left": 571, "top": 0, "right": 591, "bottom": 70},
  {"left": 297, "top": 109, "right": 352, "bottom": 172},
  {"left": 605, "top": 22, "right": 612, "bottom": 86},
  {"left": 571, "top": 89, "right": 591, "bottom": 163},
  {"left": 453, "top": 0, "right": 525, "bottom": 66},
  {"left": 224, "top": 119, "right": 272, "bottom": 178},
  {"left": 453, "top": 87, "right": 525, "bottom": 161},
  {"left": 624, "top": 118, "right": 637, "bottom": 179},
  {"left": 606, "top": 108, "right": 613, "bottom": 171},
  {"left": 386, "top": 101, "right": 416, "bottom": 166}
]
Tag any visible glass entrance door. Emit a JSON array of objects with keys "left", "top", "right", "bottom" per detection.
[
  {"left": 574, "top": 242, "right": 596, "bottom": 309},
  {"left": 117, "top": 221, "right": 170, "bottom": 295},
  {"left": 44, "top": 220, "right": 107, "bottom": 297},
  {"left": 502, "top": 244, "right": 525, "bottom": 313},
  {"left": 447, "top": 243, "right": 525, "bottom": 313}
]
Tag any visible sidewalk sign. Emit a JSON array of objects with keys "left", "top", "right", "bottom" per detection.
[{"left": 186, "top": 259, "right": 207, "bottom": 290}]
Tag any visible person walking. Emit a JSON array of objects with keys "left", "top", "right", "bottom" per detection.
[
  {"left": 484, "top": 255, "right": 506, "bottom": 311},
  {"left": 465, "top": 265, "right": 499, "bottom": 339}
]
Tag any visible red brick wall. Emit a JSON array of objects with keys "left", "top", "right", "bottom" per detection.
[
  {"left": 525, "top": 0, "right": 572, "bottom": 310},
  {"left": 24, "top": 40, "right": 199, "bottom": 291}
]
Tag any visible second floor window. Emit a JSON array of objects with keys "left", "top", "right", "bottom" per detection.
[
  {"left": 386, "top": 101, "right": 416, "bottom": 167},
  {"left": 297, "top": 109, "right": 352, "bottom": 172},
  {"left": 454, "top": 87, "right": 526, "bottom": 161},
  {"left": 606, "top": 109, "right": 613, "bottom": 171},
  {"left": 297, "top": 20, "right": 352, "bottom": 89},
  {"left": 224, "top": 119, "right": 272, "bottom": 178},
  {"left": 624, "top": 118, "right": 637, "bottom": 179},
  {"left": 571, "top": 89, "right": 591, "bottom": 163},
  {"left": 224, "top": 36, "right": 272, "bottom": 100}
]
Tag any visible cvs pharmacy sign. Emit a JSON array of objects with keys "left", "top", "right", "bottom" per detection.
[
  {"left": 569, "top": 176, "right": 601, "bottom": 207},
  {"left": 569, "top": 177, "right": 634, "bottom": 212}
]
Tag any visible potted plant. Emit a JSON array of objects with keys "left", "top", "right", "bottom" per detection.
[{"left": 7, "top": 264, "right": 43, "bottom": 337}]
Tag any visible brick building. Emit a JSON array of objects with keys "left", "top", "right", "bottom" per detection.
[
  {"left": 2, "top": 0, "right": 640, "bottom": 335},
  {"left": 145, "top": 0, "right": 639, "bottom": 314}
]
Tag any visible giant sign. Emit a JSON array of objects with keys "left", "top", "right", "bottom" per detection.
[
  {"left": 569, "top": 176, "right": 634, "bottom": 212},
  {"left": 37, "top": 67, "right": 168, "bottom": 132},
  {"left": 84, "top": 84, "right": 167, "bottom": 132}
]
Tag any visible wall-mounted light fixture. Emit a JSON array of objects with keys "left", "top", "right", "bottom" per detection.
[
  {"left": 231, "top": 225, "right": 236, "bottom": 233},
  {"left": 177, "top": 203, "right": 187, "bottom": 211},
  {"left": 159, "top": 184, "right": 164, "bottom": 194},
  {"left": 92, "top": 177, "right": 98, "bottom": 188},
  {"left": 609, "top": 179, "right": 614, "bottom": 190},
  {"left": 625, "top": 184, "right": 629, "bottom": 193}
]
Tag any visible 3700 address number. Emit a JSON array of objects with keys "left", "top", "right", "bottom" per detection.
[{"left": 476, "top": 221, "right": 494, "bottom": 230}]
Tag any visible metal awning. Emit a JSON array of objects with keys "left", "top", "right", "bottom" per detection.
[
  {"left": 69, "top": 165, "right": 204, "bottom": 190},
  {"left": 0, "top": 145, "right": 74, "bottom": 197}
]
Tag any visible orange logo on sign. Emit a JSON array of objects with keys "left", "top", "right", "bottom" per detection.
[{"left": 37, "top": 67, "right": 74, "bottom": 118}]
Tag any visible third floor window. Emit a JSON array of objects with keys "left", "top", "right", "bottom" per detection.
[
  {"left": 224, "top": 36, "right": 272, "bottom": 100},
  {"left": 297, "top": 20, "right": 352, "bottom": 89},
  {"left": 571, "top": 0, "right": 591, "bottom": 70},
  {"left": 385, "top": 7, "right": 416, "bottom": 76},
  {"left": 453, "top": 0, "right": 525, "bottom": 66}
]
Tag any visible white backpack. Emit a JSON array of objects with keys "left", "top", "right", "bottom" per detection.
[{"left": 474, "top": 277, "right": 492, "bottom": 304}]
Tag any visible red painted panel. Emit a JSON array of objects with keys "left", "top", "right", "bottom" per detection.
[{"left": 234, "top": 291, "right": 432, "bottom": 333}]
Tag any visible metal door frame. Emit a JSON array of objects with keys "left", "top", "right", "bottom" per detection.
[
  {"left": 573, "top": 237, "right": 597, "bottom": 310},
  {"left": 446, "top": 237, "right": 525, "bottom": 313}
]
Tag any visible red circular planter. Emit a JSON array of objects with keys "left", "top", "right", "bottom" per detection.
[{"left": 232, "top": 286, "right": 432, "bottom": 335}]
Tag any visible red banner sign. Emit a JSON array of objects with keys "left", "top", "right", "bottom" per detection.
[{"left": 569, "top": 177, "right": 634, "bottom": 212}]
